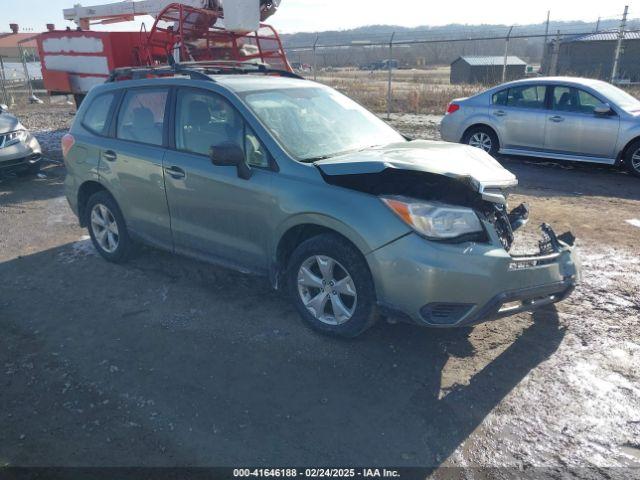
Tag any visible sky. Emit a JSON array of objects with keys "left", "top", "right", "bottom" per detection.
[{"left": 2, "top": 0, "right": 634, "bottom": 34}]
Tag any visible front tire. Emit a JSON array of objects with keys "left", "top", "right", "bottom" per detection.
[
  {"left": 85, "top": 191, "right": 134, "bottom": 263},
  {"left": 287, "top": 233, "right": 377, "bottom": 338},
  {"left": 623, "top": 140, "right": 640, "bottom": 178},
  {"left": 462, "top": 126, "right": 499, "bottom": 157}
]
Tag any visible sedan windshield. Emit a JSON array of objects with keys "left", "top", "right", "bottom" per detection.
[{"left": 241, "top": 86, "right": 405, "bottom": 161}]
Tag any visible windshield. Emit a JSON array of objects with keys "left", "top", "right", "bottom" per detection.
[
  {"left": 241, "top": 86, "right": 405, "bottom": 161},
  {"left": 596, "top": 82, "right": 640, "bottom": 112}
]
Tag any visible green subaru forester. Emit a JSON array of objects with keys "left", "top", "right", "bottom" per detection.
[{"left": 62, "top": 63, "right": 580, "bottom": 338}]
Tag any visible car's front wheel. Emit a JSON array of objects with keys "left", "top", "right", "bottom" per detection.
[
  {"left": 623, "top": 140, "right": 640, "bottom": 178},
  {"left": 287, "top": 233, "right": 377, "bottom": 338},
  {"left": 462, "top": 126, "right": 499, "bottom": 157},
  {"left": 85, "top": 190, "right": 134, "bottom": 263}
]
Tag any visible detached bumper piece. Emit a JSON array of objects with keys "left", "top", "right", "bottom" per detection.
[{"left": 420, "top": 223, "right": 579, "bottom": 327}]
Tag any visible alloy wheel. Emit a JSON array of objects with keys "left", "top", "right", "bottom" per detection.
[
  {"left": 297, "top": 255, "right": 357, "bottom": 325},
  {"left": 632, "top": 148, "right": 640, "bottom": 174},
  {"left": 469, "top": 132, "right": 492, "bottom": 152},
  {"left": 90, "top": 203, "right": 119, "bottom": 253}
]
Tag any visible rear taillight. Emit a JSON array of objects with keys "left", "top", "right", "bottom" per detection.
[
  {"left": 446, "top": 103, "right": 460, "bottom": 115},
  {"left": 61, "top": 133, "right": 75, "bottom": 159}
]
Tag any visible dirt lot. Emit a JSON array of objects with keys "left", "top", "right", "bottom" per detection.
[{"left": 1, "top": 103, "right": 639, "bottom": 476}]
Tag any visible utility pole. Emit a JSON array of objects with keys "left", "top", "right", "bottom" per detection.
[
  {"left": 502, "top": 26, "right": 514, "bottom": 83},
  {"left": 595, "top": 17, "right": 601, "bottom": 33},
  {"left": 544, "top": 11, "right": 550, "bottom": 42},
  {"left": 386, "top": 31, "right": 395, "bottom": 120},
  {"left": 312, "top": 34, "right": 319, "bottom": 81},
  {"left": 611, "top": 5, "right": 628, "bottom": 83}
]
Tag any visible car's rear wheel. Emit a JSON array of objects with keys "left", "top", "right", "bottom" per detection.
[
  {"left": 623, "top": 140, "right": 640, "bottom": 178},
  {"left": 463, "top": 126, "right": 499, "bottom": 157},
  {"left": 287, "top": 233, "right": 377, "bottom": 338},
  {"left": 85, "top": 190, "right": 134, "bottom": 263}
]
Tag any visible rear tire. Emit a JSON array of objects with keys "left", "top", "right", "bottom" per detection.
[
  {"left": 623, "top": 140, "right": 640, "bottom": 178},
  {"left": 85, "top": 190, "right": 134, "bottom": 263},
  {"left": 462, "top": 126, "right": 500, "bottom": 157},
  {"left": 287, "top": 233, "right": 377, "bottom": 338}
]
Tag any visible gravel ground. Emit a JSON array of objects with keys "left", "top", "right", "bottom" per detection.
[{"left": 1, "top": 103, "right": 639, "bottom": 476}]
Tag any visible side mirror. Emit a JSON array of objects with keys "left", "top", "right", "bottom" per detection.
[
  {"left": 594, "top": 103, "right": 613, "bottom": 115},
  {"left": 0, "top": 104, "right": 8, "bottom": 113},
  {"left": 209, "top": 142, "right": 252, "bottom": 180}
]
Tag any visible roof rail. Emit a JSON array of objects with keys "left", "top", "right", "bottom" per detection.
[{"left": 107, "top": 60, "right": 304, "bottom": 83}]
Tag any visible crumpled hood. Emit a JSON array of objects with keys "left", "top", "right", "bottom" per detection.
[
  {"left": 315, "top": 140, "right": 518, "bottom": 191},
  {"left": 0, "top": 113, "right": 21, "bottom": 134}
]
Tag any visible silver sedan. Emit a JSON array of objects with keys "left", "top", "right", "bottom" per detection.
[
  {"left": 0, "top": 104, "right": 42, "bottom": 176},
  {"left": 440, "top": 77, "right": 640, "bottom": 178}
]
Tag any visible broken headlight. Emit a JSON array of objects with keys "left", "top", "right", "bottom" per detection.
[{"left": 381, "top": 196, "right": 483, "bottom": 240}]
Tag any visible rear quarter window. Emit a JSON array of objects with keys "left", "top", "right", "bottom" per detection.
[
  {"left": 82, "top": 92, "right": 116, "bottom": 135},
  {"left": 492, "top": 89, "right": 508, "bottom": 106}
]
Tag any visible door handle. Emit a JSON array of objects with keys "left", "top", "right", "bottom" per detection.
[
  {"left": 164, "top": 166, "right": 186, "bottom": 179},
  {"left": 550, "top": 116, "right": 564, "bottom": 123},
  {"left": 494, "top": 110, "right": 507, "bottom": 117},
  {"left": 102, "top": 150, "right": 117, "bottom": 162}
]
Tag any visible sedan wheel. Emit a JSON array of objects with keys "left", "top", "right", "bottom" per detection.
[
  {"left": 632, "top": 148, "right": 640, "bottom": 174},
  {"left": 90, "top": 203, "right": 120, "bottom": 253},
  {"left": 297, "top": 255, "right": 357, "bottom": 325},
  {"left": 469, "top": 132, "right": 492, "bottom": 152}
]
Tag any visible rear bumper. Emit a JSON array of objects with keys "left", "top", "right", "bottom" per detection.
[{"left": 367, "top": 225, "right": 581, "bottom": 327}]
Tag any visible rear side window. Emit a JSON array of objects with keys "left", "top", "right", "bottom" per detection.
[
  {"left": 506, "top": 85, "right": 546, "bottom": 109},
  {"left": 492, "top": 89, "right": 508, "bottom": 106},
  {"left": 82, "top": 92, "right": 116, "bottom": 135},
  {"left": 116, "top": 88, "right": 168, "bottom": 146}
]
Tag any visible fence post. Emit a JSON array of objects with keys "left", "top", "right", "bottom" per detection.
[
  {"left": 611, "top": 5, "right": 628, "bottom": 83},
  {"left": 313, "top": 34, "right": 319, "bottom": 81},
  {"left": 386, "top": 31, "right": 395, "bottom": 120},
  {"left": 502, "top": 26, "right": 514, "bottom": 83},
  {"left": 550, "top": 30, "right": 561, "bottom": 76},
  {"left": 19, "top": 46, "right": 36, "bottom": 102},
  {"left": 0, "top": 56, "right": 8, "bottom": 106}
]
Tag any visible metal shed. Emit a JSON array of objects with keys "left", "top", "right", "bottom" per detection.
[
  {"left": 541, "top": 31, "right": 640, "bottom": 82},
  {"left": 450, "top": 56, "right": 527, "bottom": 85}
]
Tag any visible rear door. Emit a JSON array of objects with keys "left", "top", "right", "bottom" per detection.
[
  {"left": 490, "top": 84, "right": 548, "bottom": 151},
  {"left": 162, "top": 87, "right": 276, "bottom": 273},
  {"left": 543, "top": 85, "right": 620, "bottom": 159},
  {"left": 98, "top": 87, "right": 173, "bottom": 250}
]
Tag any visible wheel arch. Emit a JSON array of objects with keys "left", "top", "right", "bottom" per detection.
[
  {"left": 619, "top": 135, "right": 640, "bottom": 162},
  {"left": 271, "top": 218, "right": 372, "bottom": 290},
  {"left": 461, "top": 123, "right": 501, "bottom": 147},
  {"left": 77, "top": 180, "right": 112, "bottom": 227}
]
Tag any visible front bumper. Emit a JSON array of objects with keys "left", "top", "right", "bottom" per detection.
[
  {"left": 367, "top": 224, "right": 581, "bottom": 327},
  {"left": 0, "top": 136, "right": 42, "bottom": 173}
]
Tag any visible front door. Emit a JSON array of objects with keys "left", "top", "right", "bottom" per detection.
[
  {"left": 544, "top": 86, "right": 620, "bottom": 159},
  {"left": 163, "top": 88, "right": 276, "bottom": 273},
  {"left": 491, "top": 84, "right": 548, "bottom": 151}
]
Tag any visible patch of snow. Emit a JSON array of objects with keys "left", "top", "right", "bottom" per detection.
[
  {"left": 626, "top": 219, "right": 640, "bottom": 228},
  {"left": 57, "top": 236, "right": 96, "bottom": 263}
]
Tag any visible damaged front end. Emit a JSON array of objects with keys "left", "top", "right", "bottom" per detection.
[{"left": 315, "top": 140, "right": 581, "bottom": 327}]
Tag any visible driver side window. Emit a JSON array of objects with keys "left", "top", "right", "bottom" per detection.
[{"left": 175, "top": 89, "right": 271, "bottom": 168}]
